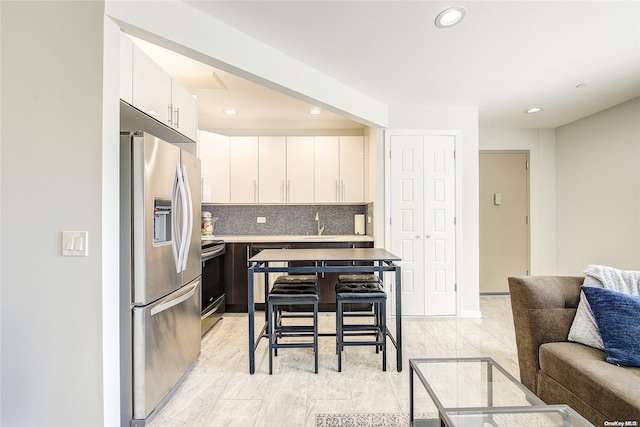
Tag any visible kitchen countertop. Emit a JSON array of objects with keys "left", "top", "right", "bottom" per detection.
[{"left": 203, "top": 234, "right": 374, "bottom": 243}]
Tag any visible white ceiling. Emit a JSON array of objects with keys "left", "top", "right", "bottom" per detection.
[{"left": 142, "top": 1, "right": 640, "bottom": 132}]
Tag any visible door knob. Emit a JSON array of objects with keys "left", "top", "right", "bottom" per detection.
[
  {"left": 426, "top": 235, "right": 431, "bottom": 239},
  {"left": 415, "top": 235, "right": 421, "bottom": 238}
]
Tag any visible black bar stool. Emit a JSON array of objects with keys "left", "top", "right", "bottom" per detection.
[
  {"left": 266, "top": 275, "right": 319, "bottom": 374},
  {"left": 335, "top": 279, "right": 387, "bottom": 372}
]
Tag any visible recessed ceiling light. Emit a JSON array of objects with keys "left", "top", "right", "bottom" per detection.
[
  {"left": 524, "top": 107, "right": 543, "bottom": 114},
  {"left": 223, "top": 108, "right": 237, "bottom": 115},
  {"left": 576, "top": 83, "right": 589, "bottom": 89},
  {"left": 435, "top": 6, "right": 467, "bottom": 28},
  {"left": 310, "top": 108, "right": 322, "bottom": 115},
  {"left": 146, "top": 110, "right": 160, "bottom": 117}
]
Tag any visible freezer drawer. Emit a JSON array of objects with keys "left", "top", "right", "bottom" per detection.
[{"left": 132, "top": 279, "right": 201, "bottom": 422}]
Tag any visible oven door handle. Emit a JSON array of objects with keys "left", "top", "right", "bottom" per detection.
[{"left": 201, "top": 245, "right": 226, "bottom": 262}]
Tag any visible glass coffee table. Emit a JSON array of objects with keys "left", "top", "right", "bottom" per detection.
[{"left": 409, "top": 357, "right": 594, "bottom": 427}]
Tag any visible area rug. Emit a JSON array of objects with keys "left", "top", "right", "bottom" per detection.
[{"left": 316, "top": 413, "right": 409, "bottom": 427}]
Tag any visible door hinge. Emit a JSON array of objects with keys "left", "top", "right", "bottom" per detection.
[
  {"left": 453, "top": 150, "right": 456, "bottom": 159},
  {"left": 454, "top": 283, "right": 457, "bottom": 292},
  {"left": 526, "top": 270, "right": 530, "bottom": 276},
  {"left": 453, "top": 216, "right": 456, "bottom": 225},
  {"left": 525, "top": 160, "right": 529, "bottom": 170},
  {"left": 526, "top": 215, "right": 529, "bottom": 225}
]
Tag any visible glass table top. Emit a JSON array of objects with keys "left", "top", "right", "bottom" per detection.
[
  {"left": 443, "top": 405, "right": 593, "bottom": 427},
  {"left": 410, "top": 357, "right": 544, "bottom": 410}
]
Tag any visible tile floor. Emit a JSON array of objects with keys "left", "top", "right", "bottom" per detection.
[{"left": 148, "top": 295, "right": 519, "bottom": 427}]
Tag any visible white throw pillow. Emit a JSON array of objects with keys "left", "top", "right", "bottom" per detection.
[{"left": 568, "top": 274, "right": 604, "bottom": 350}]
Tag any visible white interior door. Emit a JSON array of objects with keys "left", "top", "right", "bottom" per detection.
[
  {"left": 390, "top": 136, "right": 426, "bottom": 316},
  {"left": 390, "top": 134, "right": 456, "bottom": 316},
  {"left": 423, "top": 136, "right": 456, "bottom": 315}
]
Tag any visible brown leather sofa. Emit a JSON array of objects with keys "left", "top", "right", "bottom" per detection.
[{"left": 508, "top": 276, "right": 640, "bottom": 426}]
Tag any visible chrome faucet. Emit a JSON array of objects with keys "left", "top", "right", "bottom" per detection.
[{"left": 315, "top": 212, "right": 325, "bottom": 236}]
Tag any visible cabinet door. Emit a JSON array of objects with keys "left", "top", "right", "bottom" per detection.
[
  {"left": 339, "top": 136, "right": 365, "bottom": 202},
  {"left": 171, "top": 79, "right": 198, "bottom": 141},
  {"left": 119, "top": 33, "right": 133, "bottom": 104},
  {"left": 199, "top": 131, "right": 230, "bottom": 202},
  {"left": 229, "top": 137, "right": 259, "bottom": 203},
  {"left": 258, "top": 136, "right": 287, "bottom": 203},
  {"left": 287, "top": 136, "right": 315, "bottom": 203},
  {"left": 132, "top": 45, "right": 171, "bottom": 126},
  {"left": 314, "top": 136, "right": 340, "bottom": 203},
  {"left": 223, "top": 243, "right": 249, "bottom": 311}
]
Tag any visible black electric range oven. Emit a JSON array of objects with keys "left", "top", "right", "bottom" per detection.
[{"left": 201, "top": 239, "right": 225, "bottom": 336}]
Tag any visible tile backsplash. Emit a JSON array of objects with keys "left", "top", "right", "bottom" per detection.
[{"left": 202, "top": 203, "right": 373, "bottom": 236}]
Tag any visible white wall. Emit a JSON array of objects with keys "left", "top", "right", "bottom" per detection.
[
  {"left": 555, "top": 97, "right": 640, "bottom": 274},
  {"left": 479, "top": 128, "right": 557, "bottom": 275},
  {"left": 386, "top": 105, "right": 481, "bottom": 317},
  {"left": 1, "top": 1, "right": 117, "bottom": 425}
]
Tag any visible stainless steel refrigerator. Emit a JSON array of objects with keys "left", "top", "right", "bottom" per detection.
[{"left": 120, "top": 131, "right": 201, "bottom": 426}]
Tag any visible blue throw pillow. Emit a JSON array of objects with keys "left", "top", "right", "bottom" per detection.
[{"left": 581, "top": 286, "right": 640, "bottom": 367}]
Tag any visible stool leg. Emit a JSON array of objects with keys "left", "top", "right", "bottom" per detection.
[
  {"left": 337, "top": 298, "right": 343, "bottom": 372},
  {"left": 314, "top": 300, "right": 319, "bottom": 374},
  {"left": 375, "top": 301, "right": 380, "bottom": 354},
  {"left": 381, "top": 300, "right": 387, "bottom": 372},
  {"left": 268, "top": 299, "right": 274, "bottom": 375}
]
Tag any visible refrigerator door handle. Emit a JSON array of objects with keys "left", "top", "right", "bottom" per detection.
[
  {"left": 180, "top": 163, "right": 193, "bottom": 272},
  {"left": 173, "top": 163, "right": 189, "bottom": 274},
  {"left": 150, "top": 280, "right": 199, "bottom": 317},
  {"left": 171, "top": 164, "right": 182, "bottom": 273}
]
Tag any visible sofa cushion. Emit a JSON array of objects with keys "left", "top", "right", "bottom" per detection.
[
  {"left": 582, "top": 286, "right": 640, "bottom": 367},
  {"left": 539, "top": 342, "right": 640, "bottom": 419}
]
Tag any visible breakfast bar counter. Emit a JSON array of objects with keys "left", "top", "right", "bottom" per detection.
[{"left": 247, "top": 247, "right": 402, "bottom": 374}]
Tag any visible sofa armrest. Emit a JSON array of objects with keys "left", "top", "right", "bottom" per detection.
[{"left": 508, "top": 276, "right": 583, "bottom": 394}]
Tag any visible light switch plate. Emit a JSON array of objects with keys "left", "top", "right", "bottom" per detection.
[
  {"left": 257, "top": 217, "right": 266, "bottom": 223},
  {"left": 62, "top": 231, "right": 89, "bottom": 256}
]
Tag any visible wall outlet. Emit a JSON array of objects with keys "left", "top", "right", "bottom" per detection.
[
  {"left": 367, "top": 216, "right": 372, "bottom": 224},
  {"left": 257, "top": 217, "right": 266, "bottom": 223}
]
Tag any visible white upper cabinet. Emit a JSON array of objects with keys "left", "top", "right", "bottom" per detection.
[
  {"left": 258, "top": 137, "right": 287, "bottom": 203},
  {"left": 287, "top": 137, "right": 315, "bottom": 203},
  {"left": 201, "top": 134, "right": 365, "bottom": 204},
  {"left": 229, "top": 137, "right": 259, "bottom": 203},
  {"left": 199, "top": 130, "right": 230, "bottom": 203},
  {"left": 123, "top": 36, "right": 198, "bottom": 141},
  {"left": 314, "top": 136, "right": 340, "bottom": 203},
  {"left": 338, "top": 136, "right": 365, "bottom": 202},
  {"left": 132, "top": 44, "right": 172, "bottom": 126},
  {"left": 171, "top": 80, "right": 198, "bottom": 141}
]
